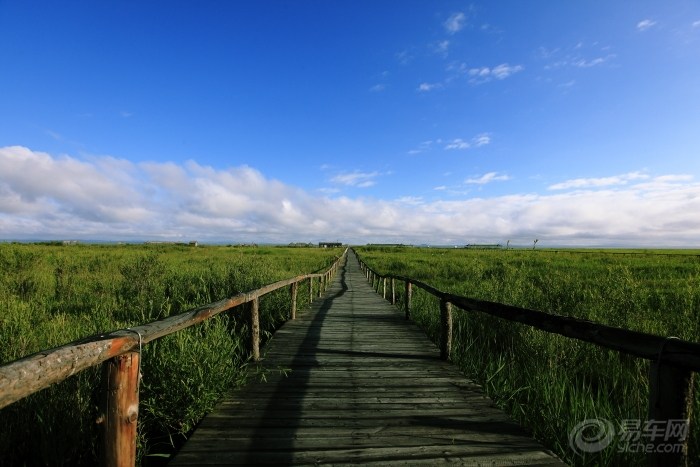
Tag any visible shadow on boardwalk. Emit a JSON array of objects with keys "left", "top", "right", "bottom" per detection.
[
  {"left": 170, "top": 251, "right": 564, "bottom": 465},
  {"left": 243, "top": 262, "right": 349, "bottom": 464}
]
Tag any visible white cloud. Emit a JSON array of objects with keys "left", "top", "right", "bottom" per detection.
[
  {"left": 408, "top": 140, "right": 434, "bottom": 155},
  {"left": 46, "top": 130, "right": 63, "bottom": 141},
  {"left": 652, "top": 174, "right": 693, "bottom": 183},
  {"left": 469, "top": 67, "right": 491, "bottom": 77},
  {"left": 396, "top": 50, "right": 412, "bottom": 65},
  {"left": 444, "top": 12, "right": 466, "bottom": 34},
  {"left": 2, "top": 147, "right": 700, "bottom": 246},
  {"left": 369, "top": 84, "right": 385, "bottom": 92},
  {"left": 572, "top": 54, "right": 616, "bottom": 68},
  {"left": 559, "top": 80, "right": 576, "bottom": 88},
  {"left": 0, "top": 146, "right": 149, "bottom": 224},
  {"left": 466, "top": 63, "right": 524, "bottom": 84},
  {"left": 317, "top": 187, "right": 340, "bottom": 195},
  {"left": 444, "top": 134, "right": 490, "bottom": 150},
  {"left": 395, "top": 196, "right": 424, "bottom": 206},
  {"left": 445, "top": 139, "right": 470, "bottom": 150},
  {"left": 465, "top": 172, "right": 511, "bottom": 185},
  {"left": 434, "top": 40, "right": 450, "bottom": 56},
  {"left": 549, "top": 171, "right": 650, "bottom": 190},
  {"left": 540, "top": 42, "right": 616, "bottom": 72},
  {"left": 330, "top": 171, "right": 380, "bottom": 188},
  {"left": 492, "top": 63, "right": 524, "bottom": 79},
  {"left": 120, "top": 111, "right": 134, "bottom": 118},
  {"left": 472, "top": 133, "right": 491, "bottom": 147},
  {"left": 417, "top": 82, "right": 441, "bottom": 92},
  {"left": 637, "top": 19, "right": 657, "bottom": 31},
  {"left": 693, "top": 20, "right": 700, "bottom": 28}
]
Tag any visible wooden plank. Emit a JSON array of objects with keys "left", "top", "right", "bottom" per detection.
[{"left": 170, "top": 251, "right": 563, "bottom": 466}]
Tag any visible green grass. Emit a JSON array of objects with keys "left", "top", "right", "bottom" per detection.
[
  {"left": 0, "top": 243, "right": 342, "bottom": 466},
  {"left": 355, "top": 246, "right": 700, "bottom": 466}
]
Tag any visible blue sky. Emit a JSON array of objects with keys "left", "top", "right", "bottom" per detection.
[{"left": 2, "top": 1, "right": 700, "bottom": 246}]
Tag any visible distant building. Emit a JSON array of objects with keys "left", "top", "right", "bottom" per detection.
[
  {"left": 189, "top": 241, "right": 198, "bottom": 247},
  {"left": 319, "top": 242, "right": 342, "bottom": 248}
]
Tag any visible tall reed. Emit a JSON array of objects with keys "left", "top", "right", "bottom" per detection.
[
  {"left": 0, "top": 243, "right": 341, "bottom": 465},
  {"left": 356, "top": 246, "right": 700, "bottom": 465}
]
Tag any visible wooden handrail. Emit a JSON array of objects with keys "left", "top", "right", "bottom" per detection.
[
  {"left": 0, "top": 248, "right": 347, "bottom": 465},
  {"left": 355, "top": 249, "right": 697, "bottom": 466},
  {"left": 356, "top": 255, "right": 700, "bottom": 370}
]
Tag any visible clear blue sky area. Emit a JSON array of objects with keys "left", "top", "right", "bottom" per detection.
[{"left": 1, "top": 1, "right": 699, "bottom": 246}]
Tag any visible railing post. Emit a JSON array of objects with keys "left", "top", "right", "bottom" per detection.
[
  {"left": 440, "top": 299, "right": 452, "bottom": 361},
  {"left": 318, "top": 275, "right": 323, "bottom": 297},
  {"left": 309, "top": 277, "right": 313, "bottom": 304},
  {"left": 290, "top": 282, "right": 298, "bottom": 320},
  {"left": 405, "top": 281, "right": 412, "bottom": 320},
  {"left": 391, "top": 278, "right": 396, "bottom": 305},
  {"left": 249, "top": 297, "right": 260, "bottom": 361},
  {"left": 383, "top": 278, "right": 387, "bottom": 300},
  {"left": 100, "top": 352, "right": 139, "bottom": 467},
  {"left": 648, "top": 359, "right": 694, "bottom": 466}
]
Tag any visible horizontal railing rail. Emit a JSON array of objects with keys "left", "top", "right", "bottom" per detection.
[
  {"left": 0, "top": 248, "right": 348, "bottom": 465},
  {"left": 354, "top": 248, "right": 698, "bottom": 467}
]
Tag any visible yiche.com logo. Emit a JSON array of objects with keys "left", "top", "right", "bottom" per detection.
[{"left": 569, "top": 419, "right": 616, "bottom": 455}]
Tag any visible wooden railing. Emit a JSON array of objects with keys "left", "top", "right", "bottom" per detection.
[
  {"left": 355, "top": 250, "right": 699, "bottom": 466},
  {"left": 0, "top": 248, "right": 347, "bottom": 466}
]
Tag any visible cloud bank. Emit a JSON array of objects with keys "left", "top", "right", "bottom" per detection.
[{"left": 1, "top": 146, "right": 699, "bottom": 246}]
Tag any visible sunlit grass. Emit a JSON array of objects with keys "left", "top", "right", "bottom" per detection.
[
  {"left": 355, "top": 246, "right": 700, "bottom": 466},
  {"left": 0, "top": 243, "right": 342, "bottom": 465}
]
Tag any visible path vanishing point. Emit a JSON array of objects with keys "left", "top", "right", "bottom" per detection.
[{"left": 170, "top": 250, "right": 565, "bottom": 465}]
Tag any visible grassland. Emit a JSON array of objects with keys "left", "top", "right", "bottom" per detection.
[
  {"left": 354, "top": 246, "right": 700, "bottom": 466},
  {"left": 0, "top": 242, "right": 343, "bottom": 466}
]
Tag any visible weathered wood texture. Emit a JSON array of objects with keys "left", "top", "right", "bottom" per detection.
[
  {"left": 100, "top": 352, "right": 140, "bottom": 467},
  {"left": 357, "top": 262, "right": 700, "bottom": 371},
  {"left": 170, "top": 251, "right": 563, "bottom": 466},
  {"left": 0, "top": 254, "right": 347, "bottom": 410}
]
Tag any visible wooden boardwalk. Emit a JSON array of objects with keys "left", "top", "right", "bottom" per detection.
[{"left": 170, "top": 251, "right": 564, "bottom": 465}]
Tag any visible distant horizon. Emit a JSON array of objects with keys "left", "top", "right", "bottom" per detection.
[
  {"left": 2, "top": 2, "right": 699, "bottom": 246},
  {"left": 3, "top": 237, "right": 700, "bottom": 250}
]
